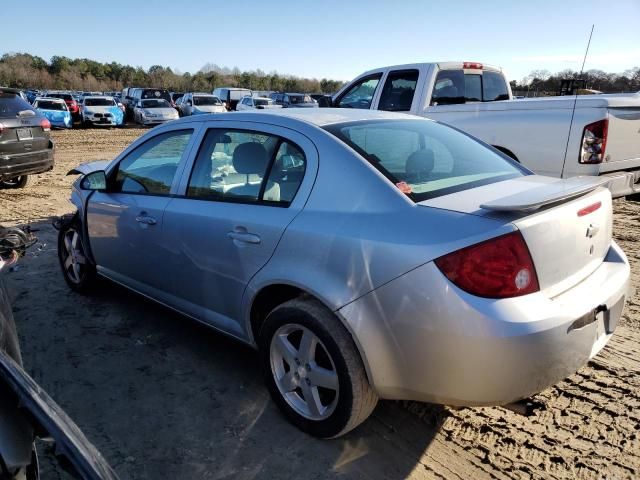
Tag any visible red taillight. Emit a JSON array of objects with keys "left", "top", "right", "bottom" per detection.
[
  {"left": 40, "top": 118, "right": 51, "bottom": 132},
  {"left": 577, "top": 201, "right": 602, "bottom": 217},
  {"left": 463, "top": 62, "right": 483, "bottom": 70},
  {"left": 0, "top": 122, "right": 4, "bottom": 134},
  {"left": 579, "top": 119, "right": 608, "bottom": 164},
  {"left": 435, "top": 231, "right": 539, "bottom": 298}
]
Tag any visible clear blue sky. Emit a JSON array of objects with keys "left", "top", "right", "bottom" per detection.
[{"left": 2, "top": 0, "right": 639, "bottom": 82}]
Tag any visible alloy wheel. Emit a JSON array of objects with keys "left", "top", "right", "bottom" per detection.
[
  {"left": 269, "top": 323, "right": 339, "bottom": 420},
  {"left": 61, "top": 227, "right": 87, "bottom": 284}
]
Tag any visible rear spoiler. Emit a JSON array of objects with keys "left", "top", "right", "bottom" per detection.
[
  {"left": 0, "top": 351, "right": 119, "bottom": 479},
  {"left": 480, "top": 177, "right": 608, "bottom": 212}
]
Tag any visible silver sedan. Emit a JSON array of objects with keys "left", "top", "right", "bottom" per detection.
[
  {"left": 57, "top": 109, "right": 629, "bottom": 438},
  {"left": 133, "top": 98, "right": 179, "bottom": 126}
]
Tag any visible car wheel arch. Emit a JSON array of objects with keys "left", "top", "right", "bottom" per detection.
[{"left": 247, "top": 283, "right": 376, "bottom": 388}]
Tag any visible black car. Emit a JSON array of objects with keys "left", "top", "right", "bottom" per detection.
[
  {"left": 0, "top": 88, "right": 55, "bottom": 189},
  {"left": 270, "top": 92, "right": 318, "bottom": 108}
]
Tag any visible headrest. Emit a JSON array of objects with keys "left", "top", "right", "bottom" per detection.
[
  {"left": 406, "top": 149, "right": 434, "bottom": 180},
  {"left": 233, "top": 142, "right": 268, "bottom": 174}
]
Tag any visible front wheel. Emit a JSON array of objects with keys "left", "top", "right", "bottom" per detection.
[
  {"left": 57, "top": 219, "right": 96, "bottom": 293},
  {"left": 259, "top": 298, "right": 378, "bottom": 438}
]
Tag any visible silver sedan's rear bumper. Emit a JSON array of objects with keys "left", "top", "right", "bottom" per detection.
[{"left": 338, "top": 241, "right": 630, "bottom": 406}]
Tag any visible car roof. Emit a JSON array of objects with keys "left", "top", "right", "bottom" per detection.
[
  {"left": 0, "top": 87, "right": 21, "bottom": 95},
  {"left": 84, "top": 96, "right": 114, "bottom": 100},
  {"left": 172, "top": 108, "right": 425, "bottom": 128},
  {"left": 35, "top": 96, "right": 65, "bottom": 102}
]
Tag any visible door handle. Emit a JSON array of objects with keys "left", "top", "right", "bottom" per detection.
[
  {"left": 227, "top": 230, "right": 261, "bottom": 244},
  {"left": 135, "top": 213, "right": 157, "bottom": 225}
]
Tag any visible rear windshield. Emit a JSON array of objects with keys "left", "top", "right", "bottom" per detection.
[
  {"left": 141, "top": 90, "right": 171, "bottom": 101},
  {"left": 255, "top": 99, "right": 271, "bottom": 106},
  {"left": 288, "top": 94, "right": 313, "bottom": 104},
  {"left": 324, "top": 119, "right": 526, "bottom": 201},
  {"left": 0, "top": 93, "right": 35, "bottom": 118},
  {"left": 84, "top": 98, "right": 115, "bottom": 107},
  {"left": 36, "top": 100, "right": 67, "bottom": 111},
  {"left": 142, "top": 99, "right": 170, "bottom": 108},
  {"left": 194, "top": 96, "right": 222, "bottom": 106}
]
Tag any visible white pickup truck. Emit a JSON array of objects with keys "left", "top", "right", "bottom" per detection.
[{"left": 329, "top": 62, "right": 640, "bottom": 197}]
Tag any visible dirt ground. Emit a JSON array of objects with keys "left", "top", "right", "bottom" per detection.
[{"left": 1, "top": 128, "right": 639, "bottom": 479}]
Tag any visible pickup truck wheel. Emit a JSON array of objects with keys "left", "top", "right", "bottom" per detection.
[
  {"left": 57, "top": 220, "right": 96, "bottom": 293},
  {"left": 259, "top": 298, "right": 378, "bottom": 438},
  {"left": 0, "top": 176, "right": 30, "bottom": 189}
]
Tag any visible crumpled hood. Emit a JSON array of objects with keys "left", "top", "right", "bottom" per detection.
[
  {"left": 67, "top": 159, "right": 111, "bottom": 176},
  {"left": 143, "top": 107, "right": 177, "bottom": 117}
]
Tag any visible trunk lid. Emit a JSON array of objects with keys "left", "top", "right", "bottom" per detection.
[{"left": 420, "top": 176, "right": 613, "bottom": 297}]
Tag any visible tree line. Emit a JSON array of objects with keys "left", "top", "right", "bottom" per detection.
[
  {"left": 511, "top": 67, "right": 640, "bottom": 95},
  {"left": 0, "top": 53, "right": 345, "bottom": 94}
]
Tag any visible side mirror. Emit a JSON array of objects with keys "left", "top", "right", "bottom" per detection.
[
  {"left": 317, "top": 96, "right": 333, "bottom": 108},
  {"left": 80, "top": 171, "right": 107, "bottom": 191}
]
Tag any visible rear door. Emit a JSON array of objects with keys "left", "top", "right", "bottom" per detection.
[
  {"left": 162, "top": 121, "right": 317, "bottom": 337},
  {"left": 86, "top": 127, "right": 198, "bottom": 296}
]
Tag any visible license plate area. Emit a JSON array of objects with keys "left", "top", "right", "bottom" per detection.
[{"left": 16, "top": 128, "right": 33, "bottom": 141}]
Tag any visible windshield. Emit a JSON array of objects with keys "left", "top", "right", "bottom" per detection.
[
  {"left": 142, "top": 99, "right": 170, "bottom": 108},
  {"left": 194, "top": 96, "right": 222, "bottom": 106},
  {"left": 0, "top": 93, "right": 35, "bottom": 118},
  {"left": 84, "top": 98, "right": 115, "bottom": 107},
  {"left": 254, "top": 99, "right": 272, "bottom": 106},
  {"left": 141, "top": 90, "right": 171, "bottom": 101},
  {"left": 36, "top": 100, "right": 67, "bottom": 111},
  {"left": 46, "top": 93, "right": 73, "bottom": 101},
  {"left": 324, "top": 119, "right": 526, "bottom": 201},
  {"left": 288, "top": 94, "right": 313, "bottom": 104}
]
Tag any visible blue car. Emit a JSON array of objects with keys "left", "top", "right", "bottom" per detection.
[{"left": 33, "top": 97, "right": 72, "bottom": 129}]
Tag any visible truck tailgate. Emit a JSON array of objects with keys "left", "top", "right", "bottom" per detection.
[{"left": 602, "top": 106, "right": 640, "bottom": 171}]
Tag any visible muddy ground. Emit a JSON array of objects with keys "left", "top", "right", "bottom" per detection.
[{"left": 1, "top": 128, "right": 638, "bottom": 479}]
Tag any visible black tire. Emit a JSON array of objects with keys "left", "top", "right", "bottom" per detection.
[
  {"left": 259, "top": 297, "right": 378, "bottom": 438},
  {"left": 57, "top": 218, "right": 96, "bottom": 293},
  {"left": 0, "top": 176, "right": 30, "bottom": 189}
]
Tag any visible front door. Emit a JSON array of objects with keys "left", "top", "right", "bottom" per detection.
[{"left": 86, "top": 128, "right": 196, "bottom": 295}]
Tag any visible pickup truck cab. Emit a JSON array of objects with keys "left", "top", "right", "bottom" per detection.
[{"left": 331, "top": 62, "right": 640, "bottom": 197}]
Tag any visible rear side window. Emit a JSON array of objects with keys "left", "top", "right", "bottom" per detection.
[
  {"left": 324, "top": 119, "right": 525, "bottom": 201},
  {"left": 114, "top": 129, "right": 193, "bottom": 195},
  {"left": 187, "top": 129, "right": 306, "bottom": 206},
  {"left": 336, "top": 74, "right": 382, "bottom": 109},
  {"left": 482, "top": 71, "right": 510, "bottom": 101},
  {"left": 431, "top": 69, "right": 509, "bottom": 105},
  {"left": 0, "top": 93, "right": 35, "bottom": 118},
  {"left": 378, "top": 70, "right": 419, "bottom": 112}
]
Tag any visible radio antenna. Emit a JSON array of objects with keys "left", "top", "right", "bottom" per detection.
[{"left": 560, "top": 24, "right": 595, "bottom": 177}]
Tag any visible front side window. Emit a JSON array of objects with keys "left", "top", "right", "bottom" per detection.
[
  {"left": 378, "top": 69, "right": 419, "bottom": 112},
  {"left": 113, "top": 129, "right": 193, "bottom": 195},
  {"left": 336, "top": 74, "right": 382, "bottom": 109},
  {"left": 187, "top": 129, "right": 306, "bottom": 206},
  {"left": 324, "top": 119, "right": 525, "bottom": 201}
]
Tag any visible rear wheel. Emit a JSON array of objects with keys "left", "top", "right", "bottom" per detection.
[
  {"left": 259, "top": 298, "right": 378, "bottom": 438},
  {"left": 57, "top": 219, "right": 96, "bottom": 293},
  {"left": 0, "top": 176, "right": 30, "bottom": 189}
]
